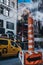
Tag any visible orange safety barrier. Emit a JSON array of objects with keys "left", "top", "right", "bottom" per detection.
[{"left": 24, "top": 52, "right": 42, "bottom": 65}]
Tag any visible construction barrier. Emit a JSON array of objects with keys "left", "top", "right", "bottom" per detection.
[
  {"left": 19, "top": 51, "right": 42, "bottom": 65},
  {"left": 24, "top": 51, "right": 42, "bottom": 65}
]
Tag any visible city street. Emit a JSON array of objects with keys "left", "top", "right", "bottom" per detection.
[
  {"left": 0, "top": 57, "right": 43, "bottom": 65},
  {"left": 0, "top": 57, "right": 22, "bottom": 65}
]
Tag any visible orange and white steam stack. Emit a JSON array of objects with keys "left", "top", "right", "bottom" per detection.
[{"left": 28, "top": 17, "right": 34, "bottom": 51}]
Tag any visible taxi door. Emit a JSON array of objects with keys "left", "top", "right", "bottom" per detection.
[{"left": 9, "top": 41, "right": 19, "bottom": 56}]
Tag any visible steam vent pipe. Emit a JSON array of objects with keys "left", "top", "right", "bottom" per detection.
[{"left": 28, "top": 17, "right": 34, "bottom": 51}]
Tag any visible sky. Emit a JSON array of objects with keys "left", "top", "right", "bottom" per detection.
[{"left": 18, "top": 0, "right": 31, "bottom": 3}]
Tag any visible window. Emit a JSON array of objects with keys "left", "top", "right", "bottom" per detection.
[
  {"left": 11, "top": 41, "right": 15, "bottom": 46},
  {"left": 0, "top": 7, "right": 4, "bottom": 14},
  {"left": 0, "top": 19, "right": 3, "bottom": 27},
  {"left": 0, "top": 0, "right": 10, "bottom": 6},
  {"left": 6, "top": 0, "right": 10, "bottom": 6},
  {"left": 6, "top": 22, "right": 14, "bottom": 30},
  {"left": 5, "top": 9, "right": 9, "bottom": 16},
  {"left": 4, "top": 0, "right": 10, "bottom": 6},
  {"left": 12, "top": 2, "right": 15, "bottom": 8},
  {"left": 0, "top": 7, "right": 9, "bottom": 16},
  {"left": 0, "top": 0, "right": 4, "bottom": 3},
  {"left": 0, "top": 28, "right": 5, "bottom": 34},
  {"left": 11, "top": 41, "right": 18, "bottom": 47},
  {"left": 4, "top": 9, "right": 9, "bottom": 16},
  {"left": 0, "top": 40, "right": 8, "bottom": 45}
]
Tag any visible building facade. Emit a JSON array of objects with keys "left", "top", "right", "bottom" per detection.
[{"left": 0, "top": 0, "right": 17, "bottom": 36}]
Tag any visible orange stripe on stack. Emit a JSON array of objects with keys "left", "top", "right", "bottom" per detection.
[{"left": 28, "top": 17, "right": 34, "bottom": 51}]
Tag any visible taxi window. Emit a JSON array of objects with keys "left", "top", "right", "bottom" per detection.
[
  {"left": 11, "top": 41, "right": 18, "bottom": 47},
  {"left": 0, "top": 40, "right": 8, "bottom": 45}
]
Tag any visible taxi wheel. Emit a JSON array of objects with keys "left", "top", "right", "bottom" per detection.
[{"left": 2, "top": 48, "right": 7, "bottom": 54}]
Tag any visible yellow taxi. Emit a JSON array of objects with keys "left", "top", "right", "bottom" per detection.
[{"left": 0, "top": 37, "right": 21, "bottom": 58}]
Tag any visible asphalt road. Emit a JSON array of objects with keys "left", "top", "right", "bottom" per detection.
[
  {"left": 0, "top": 57, "right": 22, "bottom": 65},
  {"left": 0, "top": 57, "right": 43, "bottom": 65}
]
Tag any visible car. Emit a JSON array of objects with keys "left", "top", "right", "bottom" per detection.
[{"left": 0, "top": 37, "right": 21, "bottom": 58}]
